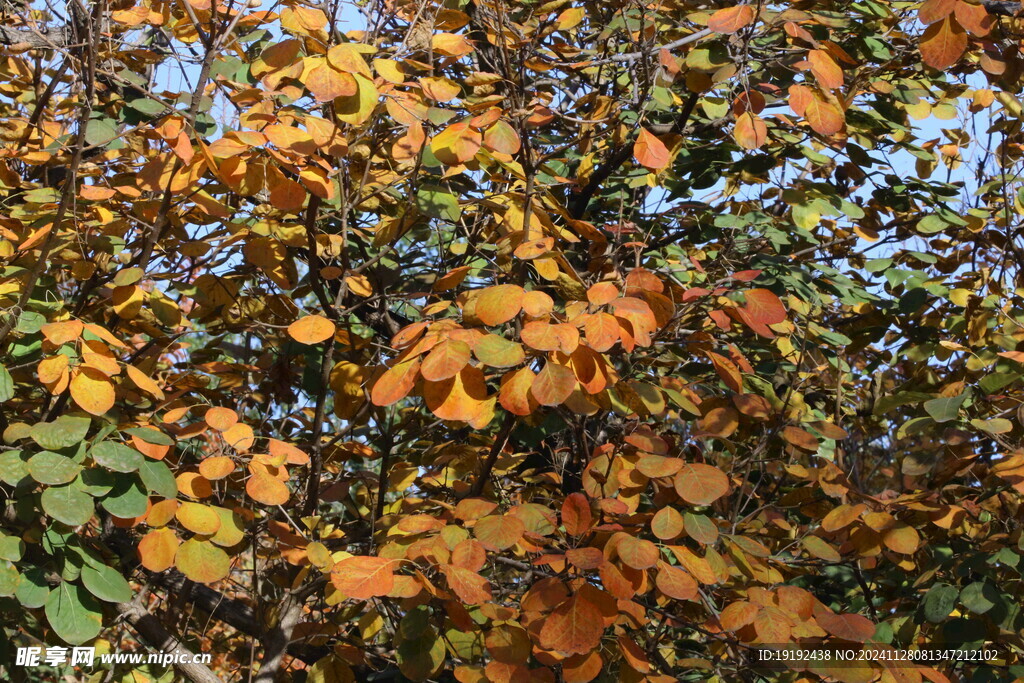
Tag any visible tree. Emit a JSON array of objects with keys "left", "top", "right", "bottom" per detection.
[{"left": 1, "top": 0, "right": 1023, "bottom": 680}]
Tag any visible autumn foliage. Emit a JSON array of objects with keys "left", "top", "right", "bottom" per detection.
[{"left": 1, "top": 0, "right": 1024, "bottom": 681}]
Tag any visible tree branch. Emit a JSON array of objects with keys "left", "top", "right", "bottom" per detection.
[{"left": 116, "top": 600, "right": 223, "bottom": 683}]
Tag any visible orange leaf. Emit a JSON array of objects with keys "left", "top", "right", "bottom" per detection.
[
  {"left": 522, "top": 290, "right": 555, "bottom": 317},
  {"left": 538, "top": 594, "right": 604, "bottom": 655},
  {"left": 431, "top": 121, "right": 483, "bottom": 165},
  {"left": 674, "top": 463, "right": 729, "bottom": 506},
  {"left": 821, "top": 503, "right": 865, "bottom": 532},
  {"left": 882, "top": 524, "right": 920, "bottom": 554},
  {"left": 616, "top": 535, "right": 660, "bottom": 570},
  {"left": 499, "top": 367, "right": 537, "bottom": 416},
  {"left": 483, "top": 120, "right": 521, "bottom": 155},
  {"left": 633, "top": 129, "right": 670, "bottom": 170},
  {"left": 420, "top": 75, "right": 461, "bottom": 101},
  {"left": 954, "top": 0, "right": 992, "bottom": 35},
  {"left": 655, "top": 562, "right": 698, "bottom": 600},
  {"left": 474, "top": 515, "right": 525, "bottom": 551},
  {"left": 782, "top": 426, "right": 818, "bottom": 451},
  {"left": 566, "top": 547, "right": 604, "bottom": 570},
  {"left": 587, "top": 282, "right": 619, "bottom": 305},
  {"left": 288, "top": 315, "right": 335, "bottom": 344},
  {"left": 246, "top": 470, "right": 290, "bottom": 505},
  {"left": 41, "top": 320, "right": 83, "bottom": 345},
  {"left": 753, "top": 609, "right": 792, "bottom": 643},
  {"left": 222, "top": 423, "right": 255, "bottom": 451},
  {"left": 919, "top": 0, "right": 956, "bottom": 23},
  {"left": 814, "top": 607, "right": 876, "bottom": 642},
  {"left": 636, "top": 455, "right": 683, "bottom": 479},
  {"left": 476, "top": 284, "right": 525, "bottom": 326},
  {"left": 441, "top": 564, "right": 492, "bottom": 603},
  {"left": 306, "top": 63, "right": 358, "bottom": 102},
  {"left": 138, "top": 528, "right": 179, "bottom": 572},
  {"left": 563, "top": 652, "right": 604, "bottom": 683},
  {"left": 521, "top": 321, "right": 561, "bottom": 351},
  {"left": 331, "top": 556, "right": 396, "bottom": 599},
  {"left": 423, "top": 366, "right": 490, "bottom": 422},
  {"left": 706, "top": 352, "right": 743, "bottom": 394},
  {"left": 204, "top": 406, "right": 238, "bottom": 431},
  {"left": 177, "top": 472, "right": 213, "bottom": 499},
  {"left": 708, "top": 5, "right": 754, "bottom": 33},
  {"left": 583, "top": 313, "right": 620, "bottom": 352},
  {"left": 199, "top": 456, "right": 236, "bottom": 480},
  {"left": 513, "top": 236, "right": 554, "bottom": 260},
  {"left": 420, "top": 339, "right": 472, "bottom": 382},
  {"left": 920, "top": 16, "right": 967, "bottom": 70},
  {"left": 562, "top": 492, "right": 592, "bottom": 536},
  {"left": 371, "top": 357, "right": 421, "bottom": 406},
  {"left": 720, "top": 601, "right": 759, "bottom": 631},
  {"left": 790, "top": 84, "right": 845, "bottom": 136},
  {"left": 651, "top": 506, "right": 684, "bottom": 540},
  {"left": 733, "top": 112, "right": 767, "bottom": 150},
  {"left": 740, "top": 288, "right": 786, "bottom": 336},
  {"left": 530, "top": 362, "right": 576, "bottom": 406},
  {"left": 451, "top": 539, "right": 488, "bottom": 571},
  {"left": 126, "top": 365, "right": 164, "bottom": 400},
  {"left": 808, "top": 49, "right": 843, "bottom": 89}
]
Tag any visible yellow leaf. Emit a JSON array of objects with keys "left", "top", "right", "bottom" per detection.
[{"left": 70, "top": 368, "right": 115, "bottom": 416}]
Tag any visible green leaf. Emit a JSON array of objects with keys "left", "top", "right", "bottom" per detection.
[
  {"left": 44, "top": 582, "right": 103, "bottom": 645},
  {"left": 307, "top": 654, "right": 355, "bottom": 683},
  {"left": 416, "top": 185, "right": 462, "bottom": 223},
  {"left": 970, "top": 417, "right": 1013, "bottom": 434},
  {"left": 0, "top": 561, "right": 21, "bottom": 597},
  {"left": 0, "top": 533, "right": 24, "bottom": 561},
  {"left": 91, "top": 442, "right": 144, "bottom": 473},
  {"left": 960, "top": 581, "right": 999, "bottom": 615},
  {"left": 84, "top": 117, "right": 118, "bottom": 147},
  {"left": 138, "top": 459, "right": 177, "bottom": 500},
  {"left": 16, "top": 310, "right": 45, "bottom": 333},
  {"left": 0, "top": 450, "right": 31, "bottom": 486},
  {"left": 123, "top": 427, "right": 175, "bottom": 446},
  {"left": 0, "top": 364, "right": 13, "bottom": 402},
  {"left": 27, "top": 451, "right": 83, "bottom": 485},
  {"left": 15, "top": 567, "right": 50, "bottom": 608},
  {"left": 77, "top": 468, "right": 115, "bottom": 496},
  {"left": 80, "top": 564, "right": 132, "bottom": 603},
  {"left": 916, "top": 214, "right": 947, "bottom": 234},
  {"left": 126, "top": 97, "right": 168, "bottom": 116},
  {"left": 30, "top": 416, "right": 91, "bottom": 450},
  {"left": 923, "top": 583, "right": 959, "bottom": 623},
  {"left": 41, "top": 483, "right": 95, "bottom": 526},
  {"left": 923, "top": 394, "right": 966, "bottom": 423},
  {"left": 101, "top": 475, "right": 149, "bottom": 518}
]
